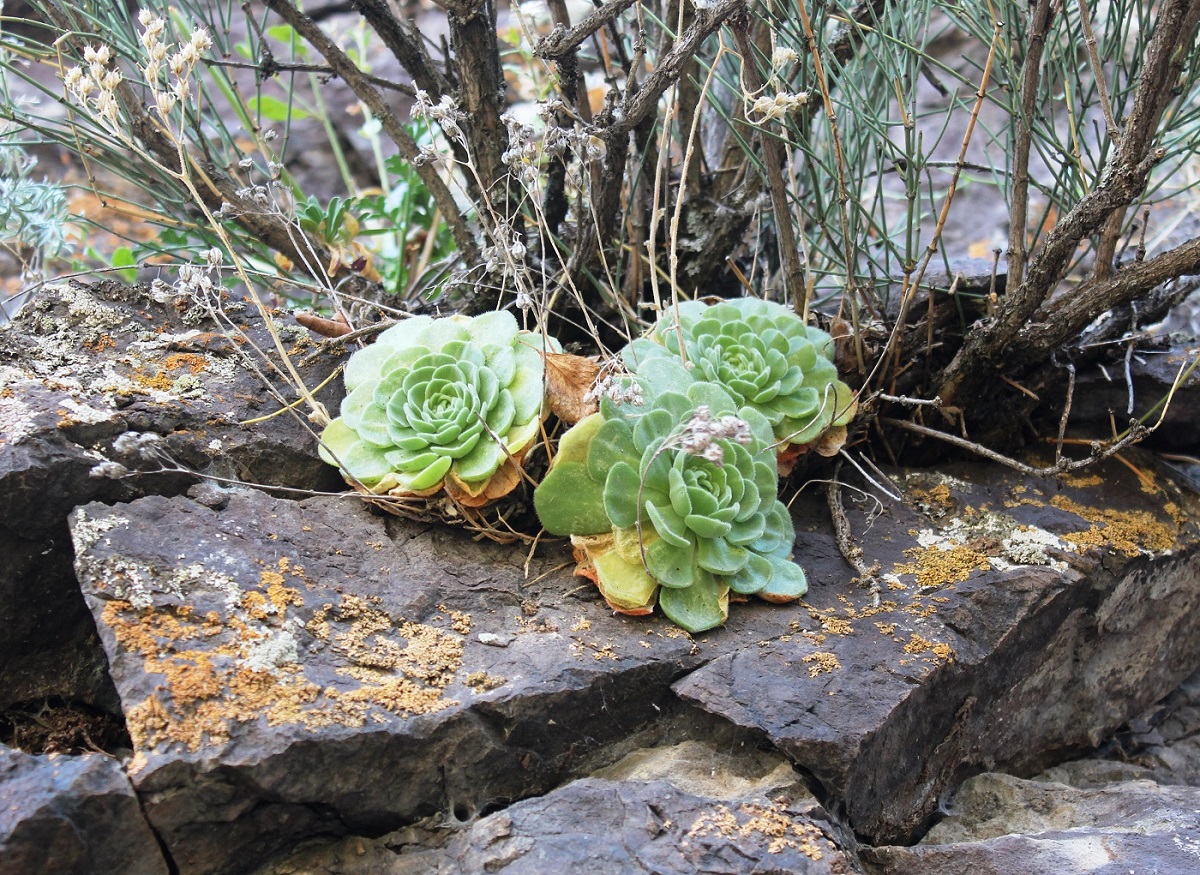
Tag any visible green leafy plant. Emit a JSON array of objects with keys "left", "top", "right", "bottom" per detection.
[
  {"left": 623, "top": 298, "right": 857, "bottom": 453},
  {"left": 320, "top": 310, "right": 560, "bottom": 505},
  {"left": 534, "top": 355, "right": 807, "bottom": 633}
]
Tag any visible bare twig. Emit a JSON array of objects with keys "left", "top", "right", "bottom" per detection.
[
  {"left": 1006, "top": 0, "right": 1057, "bottom": 293},
  {"left": 935, "top": 0, "right": 1200, "bottom": 412},
  {"left": 535, "top": 0, "right": 639, "bottom": 60},
  {"left": 730, "top": 14, "right": 807, "bottom": 313},
  {"left": 881, "top": 416, "right": 1150, "bottom": 477}
]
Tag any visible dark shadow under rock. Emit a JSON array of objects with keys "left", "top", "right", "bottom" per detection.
[
  {"left": 0, "top": 280, "right": 345, "bottom": 710},
  {"left": 269, "top": 777, "right": 860, "bottom": 875},
  {"left": 861, "top": 772, "right": 1200, "bottom": 875},
  {"left": 674, "top": 458, "right": 1200, "bottom": 845},
  {"left": 0, "top": 745, "right": 168, "bottom": 875}
]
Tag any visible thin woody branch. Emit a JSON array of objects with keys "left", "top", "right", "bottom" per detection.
[{"left": 934, "top": 0, "right": 1200, "bottom": 411}]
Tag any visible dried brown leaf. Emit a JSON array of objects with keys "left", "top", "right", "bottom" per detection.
[{"left": 542, "top": 352, "right": 602, "bottom": 425}]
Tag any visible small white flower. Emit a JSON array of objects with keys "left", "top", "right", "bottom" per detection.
[
  {"left": 772, "top": 47, "right": 799, "bottom": 69},
  {"left": 101, "top": 69, "right": 123, "bottom": 91},
  {"left": 155, "top": 91, "right": 177, "bottom": 117},
  {"left": 83, "top": 45, "right": 112, "bottom": 65},
  {"left": 189, "top": 27, "right": 212, "bottom": 52}
]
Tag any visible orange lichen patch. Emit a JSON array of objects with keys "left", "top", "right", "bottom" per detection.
[
  {"left": 163, "top": 352, "right": 210, "bottom": 374},
  {"left": 686, "top": 802, "right": 829, "bottom": 858},
  {"left": 875, "top": 622, "right": 897, "bottom": 636},
  {"left": 261, "top": 565, "right": 303, "bottom": 614},
  {"left": 801, "top": 652, "right": 841, "bottom": 677},
  {"left": 892, "top": 544, "right": 991, "bottom": 589},
  {"left": 908, "top": 483, "right": 954, "bottom": 516},
  {"left": 1049, "top": 494, "right": 1179, "bottom": 556},
  {"left": 903, "top": 633, "right": 955, "bottom": 663},
  {"left": 821, "top": 617, "right": 852, "bottom": 636},
  {"left": 465, "top": 672, "right": 506, "bottom": 692},
  {"left": 1060, "top": 473, "right": 1102, "bottom": 489},
  {"left": 99, "top": 564, "right": 469, "bottom": 759},
  {"left": 438, "top": 605, "right": 473, "bottom": 635},
  {"left": 132, "top": 369, "right": 175, "bottom": 392},
  {"left": 83, "top": 334, "right": 116, "bottom": 352}
]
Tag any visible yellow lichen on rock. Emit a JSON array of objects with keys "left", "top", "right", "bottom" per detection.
[
  {"left": 98, "top": 557, "right": 473, "bottom": 761},
  {"left": 892, "top": 544, "right": 991, "bottom": 589},
  {"left": 685, "top": 801, "right": 830, "bottom": 859},
  {"left": 1049, "top": 494, "right": 1180, "bottom": 556}
]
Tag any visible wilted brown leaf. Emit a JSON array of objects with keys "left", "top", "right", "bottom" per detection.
[
  {"left": 813, "top": 425, "right": 848, "bottom": 457},
  {"left": 542, "top": 352, "right": 602, "bottom": 425}
]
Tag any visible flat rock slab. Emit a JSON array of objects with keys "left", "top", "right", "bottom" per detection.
[
  {"left": 70, "top": 456, "right": 1200, "bottom": 872},
  {"left": 863, "top": 772, "right": 1200, "bottom": 875},
  {"left": 674, "top": 458, "right": 1200, "bottom": 843},
  {"left": 0, "top": 280, "right": 343, "bottom": 708},
  {"left": 70, "top": 489, "right": 714, "bottom": 875},
  {"left": 0, "top": 746, "right": 167, "bottom": 875},
  {"left": 269, "top": 777, "right": 860, "bottom": 875}
]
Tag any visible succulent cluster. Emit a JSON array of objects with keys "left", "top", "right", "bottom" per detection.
[
  {"left": 624, "top": 298, "right": 855, "bottom": 448},
  {"left": 319, "top": 311, "right": 559, "bottom": 505},
  {"left": 534, "top": 297, "right": 856, "bottom": 633}
]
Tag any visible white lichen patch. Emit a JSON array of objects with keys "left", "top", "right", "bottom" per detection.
[
  {"left": 909, "top": 510, "right": 1072, "bottom": 575},
  {"left": 240, "top": 623, "right": 302, "bottom": 675},
  {"left": 71, "top": 510, "right": 130, "bottom": 552}
]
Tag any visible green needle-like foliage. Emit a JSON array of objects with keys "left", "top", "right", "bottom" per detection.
[
  {"left": 623, "top": 298, "right": 856, "bottom": 448},
  {"left": 320, "top": 310, "right": 559, "bottom": 503},
  {"left": 534, "top": 355, "right": 807, "bottom": 633}
]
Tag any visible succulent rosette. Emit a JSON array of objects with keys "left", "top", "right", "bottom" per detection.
[
  {"left": 319, "top": 311, "right": 559, "bottom": 504},
  {"left": 623, "top": 298, "right": 856, "bottom": 448},
  {"left": 534, "top": 356, "right": 807, "bottom": 633}
]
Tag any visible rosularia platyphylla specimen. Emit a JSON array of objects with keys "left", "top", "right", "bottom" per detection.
[
  {"left": 319, "top": 311, "right": 560, "bottom": 506},
  {"left": 533, "top": 356, "right": 807, "bottom": 633},
  {"left": 623, "top": 298, "right": 857, "bottom": 466}
]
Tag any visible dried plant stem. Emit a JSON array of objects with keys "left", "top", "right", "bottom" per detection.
[
  {"left": 795, "top": 0, "right": 859, "bottom": 320},
  {"left": 884, "top": 16, "right": 1000, "bottom": 391},
  {"left": 730, "top": 14, "right": 806, "bottom": 314},
  {"left": 1076, "top": 0, "right": 1119, "bottom": 142},
  {"left": 881, "top": 417, "right": 1150, "bottom": 477},
  {"left": 1006, "top": 0, "right": 1057, "bottom": 292}
]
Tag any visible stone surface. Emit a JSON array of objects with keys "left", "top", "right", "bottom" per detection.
[
  {"left": 862, "top": 772, "right": 1200, "bottom": 875},
  {"left": 266, "top": 777, "right": 859, "bottom": 875},
  {"left": 69, "top": 488, "right": 715, "bottom": 875},
  {"left": 673, "top": 459, "right": 1200, "bottom": 844},
  {"left": 0, "top": 745, "right": 168, "bottom": 875},
  {"left": 0, "top": 280, "right": 344, "bottom": 709},
  {"left": 66, "top": 454, "right": 1200, "bottom": 873}
]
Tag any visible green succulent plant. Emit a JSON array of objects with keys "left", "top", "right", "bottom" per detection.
[
  {"left": 623, "top": 298, "right": 856, "bottom": 448},
  {"left": 319, "top": 310, "right": 559, "bottom": 503},
  {"left": 534, "top": 356, "right": 807, "bottom": 633}
]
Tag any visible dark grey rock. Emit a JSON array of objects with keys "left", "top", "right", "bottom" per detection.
[
  {"left": 69, "top": 489, "right": 711, "bottom": 875},
  {"left": 0, "top": 280, "right": 344, "bottom": 709},
  {"left": 862, "top": 773, "right": 1200, "bottom": 875},
  {"left": 674, "top": 461, "right": 1200, "bottom": 844},
  {"left": 0, "top": 745, "right": 168, "bottom": 875}
]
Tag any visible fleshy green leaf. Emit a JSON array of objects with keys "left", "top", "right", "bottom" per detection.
[
  {"left": 534, "top": 461, "right": 609, "bottom": 535},
  {"left": 658, "top": 573, "right": 728, "bottom": 633}
]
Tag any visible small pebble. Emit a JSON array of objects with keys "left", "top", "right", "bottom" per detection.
[{"left": 478, "top": 632, "right": 514, "bottom": 647}]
